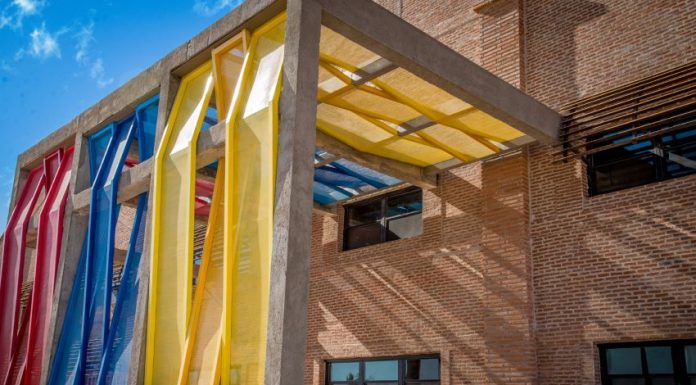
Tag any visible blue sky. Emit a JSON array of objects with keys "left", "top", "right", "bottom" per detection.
[{"left": 0, "top": 0, "right": 243, "bottom": 230}]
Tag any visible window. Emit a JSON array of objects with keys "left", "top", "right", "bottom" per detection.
[
  {"left": 343, "top": 187, "right": 422, "bottom": 250},
  {"left": 327, "top": 356, "right": 440, "bottom": 385},
  {"left": 587, "top": 116, "right": 696, "bottom": 195},
  {"left": 599, "top": 340, "right": 696, "bottom": 385}
]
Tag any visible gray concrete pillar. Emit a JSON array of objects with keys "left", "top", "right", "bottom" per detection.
[{"left": 265, "top": 0, "right": 322, "bottom": 384}]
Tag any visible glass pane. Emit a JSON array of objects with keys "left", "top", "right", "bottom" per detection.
[
  {"left": 330, "top": 362, "right": 360, "bottom": 382},
  {"left": 606, "top": 347, "right": 642, "bottom": 375},
  {"left": 386, "top": 213, "right": 422, "bottom": 241},
  {"left": 611, "top": 379, "right": 645, "bottom": 385},
  {"left": 386, "top": 190, "right": 422, "bottom": 218},
  {"left": 347, "top": 200, "right": 382, "bottom": 226},
  {"left": 345, "top": 223, "right": 383, "bottom": 250},
  {"left": 405, "top": 358, "right": 440, "bottom": 380},
  {"left": 592, "top": 155, "right": 657, "bottom": 194},
  {"left": 650, "top": 378, "right": 675, "bottom": 385},
  {"left": 686, "top": 346, "right": 696, "bottom": 374},
  {"left": 365, "top": 360, "right": 398, "bottom": 381},
  {"left": 645, "top": 346, "right": 673, "bottom": 374}
]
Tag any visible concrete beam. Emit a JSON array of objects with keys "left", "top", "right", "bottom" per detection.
[
  {"left": 71, "top": 121, "right": 226, "bottom": 212},
  {"left": 265, "top": 1, "right": 321, "bottom": 384},
  {"left": 316, "top": 0, "right": 562, "bottom": 144},
  {"left": 316, "top": 130, "right": 436, "bottom": 189}
]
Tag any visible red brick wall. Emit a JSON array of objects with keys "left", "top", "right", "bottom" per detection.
[{"left": 306, "top": 1, "right": 696, "bottom": 384}]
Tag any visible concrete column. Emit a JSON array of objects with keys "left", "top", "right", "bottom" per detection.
[
  {"left": 265, "top": 0, "right": 321, "bottom": 384},
  {"left": 41, "top": 132, "right": 90, "bottom": 384},
  {"left": 127, "top": 72, "right": 180, "bottom": 385}
]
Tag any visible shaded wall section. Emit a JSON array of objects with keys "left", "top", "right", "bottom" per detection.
[{"left": 306, "top": 150, "right": 536, "bottom": 385}]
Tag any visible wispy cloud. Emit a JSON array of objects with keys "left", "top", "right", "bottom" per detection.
[
  {"left": 193, "top": 0, "right": 244, "bottom": 17},
  {"left": 15, "top": 23, "right": 64, "bottom": 60},
  {"left": 72, "top": 21, "right": 113, "bottom": 88},
  {"left": 0, "top": 0, "right": 44, "bottom": 29},
  {"left": 74, "top": 21, "right": 94, "bottom": 64}
]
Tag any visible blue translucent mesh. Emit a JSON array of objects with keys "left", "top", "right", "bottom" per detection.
[
  {"left": 135, "top": 95, "right": 159, "bottom": 161},
  {"left": 97, "top": 195, "right": 147, "bottom": 385},
  {"left": 88, "top": 125, "right": 115, "bottom": 184},
  {"left": 82, "top": 117, "right": 137, "bottom": 384},
  {"left": 48, "top": 240, "right": 87, "bottom": 385}
]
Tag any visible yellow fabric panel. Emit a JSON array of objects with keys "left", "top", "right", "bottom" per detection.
[
  {"left": 376, "top": 68, "right": 471, "bottom": 116},
  {"left": 316, "top": 105, "right": 452, "bottom": 167},
  {"left": 447, "top": 109, "right": 525, "bottom": 143},
  {"left": 317, "top": 65, "right": 346, "bottom": 97},
  {"left": 417, "top": 124, "right": 496, "bottom": 161},
  {"left": 331, "top": 89, "right": 421, "bottom": 124},
  {"left": 178, "top": 164, "right": 225, "bottom": 385},
  {"left": 222, "top": 14, "right": 284, "bottom": 385},
  {"left": 146, "top": 62, "right": 214, "bottom": 385},
  {"left": 319, "top": 26, "right": 379, "bottom": 70},
  {"left": 213, "top": 32, "right": 248, "bottom": 120}
]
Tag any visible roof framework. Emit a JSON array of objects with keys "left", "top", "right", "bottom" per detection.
[{"left": 6, "top": 1, "right": 561, "bottom": 384}]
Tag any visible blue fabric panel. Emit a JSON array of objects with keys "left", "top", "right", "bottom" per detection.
[
  {"left": 88, "top": 125, "right": 116, "bottom": 183},
  {"left": 330, "top": 159, "right": 401, "bottom": 188},
  {"left": 315, "top": 165, "right": 370, "bottom": 190},
  {"left": 313, "top": 181, "right": 350, "bottom": 205},
  {"left": 97, "top": 194, "right": 148, "bottom": 385},
  {"left": 48, "top": 241, "right": 87, "bottom": 385},
  {"left": 135, "top": 95, "right": 159, "bottom": 161},
  {"left": 80, "top": 117, "right": 138, "bottom": 384}
]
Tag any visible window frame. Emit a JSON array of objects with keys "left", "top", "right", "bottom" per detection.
[
  {"left": 326, "top": 355, "right": 440, "bottom": 385},
  {"left": 342, "top": 186, "right": 423, "bottom": 251},
  {"left": 586, "top": 117, "right": 696, "bottom": 196},
  {"left": 598, "top": 339, "right": 696, "bottom": 385}
]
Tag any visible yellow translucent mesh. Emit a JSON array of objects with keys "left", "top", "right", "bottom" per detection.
[
  {"left": 319, "top": 26, "right": 379, "bottom": 70},
  {"left": 178, "top": 165, "right": 225, "bottom": 385},
  {"left": 317, "top": 104, "right": 451, "bottom": 167},
  {"left": 317, "top": 65, "right": 346, "bottom": 97},
  {"left": 213, "top": 34, "right": 248, "bottom": 119},
  {"left": 376, "top": 68, "right": 470, "bottom": 116},
  {"left": 146, "top": 62, "right": 214, "bottom": 385},
  {"left": 330, "top": 89, "right": 421, "bottom": 124},
  {"left": 317, "top": 26, "right": 530, "bottom": 166},
  {"left": 418, "top": 124, "right": 496, "bottom": 160},
  {"left": 448, "top": 109, "right": 524, "bottom": 144},
  {"left": 222, "top": 14, "right": 284, "bottom": 385}
]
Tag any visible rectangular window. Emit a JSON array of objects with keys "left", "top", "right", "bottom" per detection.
[
  {"left": 587, "top": 115, "right": 696, "bottom": 195},
  {"left": 327, "top": 356, "right": 440, "bottom": 385},
  {"left": 599, "top": 340, "right": 696, "bottom": 385},
  {"left": 343, "top": 187, "right": 422, "bottom": 251}
]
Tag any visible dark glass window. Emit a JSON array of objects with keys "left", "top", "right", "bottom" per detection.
[
  {"left": 587, "top": 116, "right": 696, "bottom": 196},
  {"left": 600, "top": 340, "right": 696, "bottom": 385},
  {"left": 327, "top": 356, "right": 439, "bottom": 385},
  {"left": 343, "top": 187, "right": 422, "bottom": 251}
]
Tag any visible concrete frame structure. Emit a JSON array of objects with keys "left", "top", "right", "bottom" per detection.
[{"left": 6, "top": 1, "right": 561, "bottom": 384}]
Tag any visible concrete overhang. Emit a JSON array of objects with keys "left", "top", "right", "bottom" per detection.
[{"left": 15, "top": 0, "right": 561, "bottom": 208}]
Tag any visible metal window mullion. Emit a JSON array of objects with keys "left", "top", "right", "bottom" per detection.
[
  {"left": 360, "top": 360, "right": 366, "bottom": 385},
  {"left": 641, "top": 346, "right": 651, "bottom": 385},
  {"left": 380, "top": 197, "right": 388, "bottom": 243}
]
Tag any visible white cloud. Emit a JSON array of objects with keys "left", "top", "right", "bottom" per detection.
[
  {"left": 74, "top": 21, "right": 94, "bottom": 64},
  {"left": 193, "top": 0, "right": 244, "bottom": 17},
  {"left": 0, "top": 0, "right": 43, "bottom": 29},
  {"left": 29, "top": 24, "right": 61, "bottom": 58},
  {"left": 89, "top": 58, "right": 113, "bottom": 88},
  {"left": 15, "top": 23, "right": 63, "bottom": 60}
]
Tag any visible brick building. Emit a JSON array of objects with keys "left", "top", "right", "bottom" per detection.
[
  {"left": 306, "top": 1, "right": 696, "bottom": 384},
  {"left": 1, "top": 1, "right": 694, "bottom": 385}
]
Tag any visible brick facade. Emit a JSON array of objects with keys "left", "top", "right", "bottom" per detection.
[{"left": 306, "top": 1, "right": 696, "bottom": 384}]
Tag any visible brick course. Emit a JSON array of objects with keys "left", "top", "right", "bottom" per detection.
[{"left": 305, "top": 1, "right": 696, "bottom": 384}]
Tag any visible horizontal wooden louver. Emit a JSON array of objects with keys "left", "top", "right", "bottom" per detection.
[{"left": 555, "top": 61, "right": 696, "bottom": 162}]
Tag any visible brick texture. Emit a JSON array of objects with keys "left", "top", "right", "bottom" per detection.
[{"left": 305, "top": 1, "right": 696, "bottom": 384}]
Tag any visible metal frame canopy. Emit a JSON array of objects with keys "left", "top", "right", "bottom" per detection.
[{"left": 5, "top": 1, "right": 561, "bottom": 385}]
